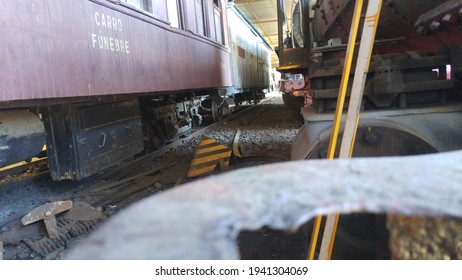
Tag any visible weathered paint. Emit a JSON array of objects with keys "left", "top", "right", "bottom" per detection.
[
  {"left": 227, "top": 6, "right": 271, "bottom": 94},
  {"left": 0, "top": 0, "right": 231, "bottom": 103}
]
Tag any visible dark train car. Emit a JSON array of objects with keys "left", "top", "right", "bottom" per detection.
[
  {"left": 0, "top": 0, "right": 270, "bottom": 180},
  {"left": 311, "top": 0, "right": 462, "bottom": 54},
  {"left": 275, "top": 0, "right": 462, "bottom": 259},
  {"left": 275, "top": 0, "right": 462, "bottom": 160}
]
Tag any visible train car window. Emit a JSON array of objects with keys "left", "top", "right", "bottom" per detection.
[
  {"left": 150, "top": 0, "right": 168, "bottom": 21},
  {"left": 167, "top": 0, "right": 182, "bottom": 28},
  {"left": 195, "top": 0, "right": 207, "bottom": 36},
  {"left": 213, "top": 3, "right": 222, "bottom": 43},
  {"left": 121, "top": 0, "right": 150, "bottom": 12},
  {"left": 122, "top": 0, "right": 139, "bottom": 9}
]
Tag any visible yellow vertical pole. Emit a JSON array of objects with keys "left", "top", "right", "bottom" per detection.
[
  {"left": 319, "top": 0, "right": 383, "bottom": 260},
  {"left": 307, "top": 216, "right": 322, "bottom": 260},
  {"left": 307, "top": 0, "right": 364, "bottom": 260}
]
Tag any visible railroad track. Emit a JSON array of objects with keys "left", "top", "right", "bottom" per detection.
[{"left": 0, "top": 158, "right": 49, "bottom": 186}]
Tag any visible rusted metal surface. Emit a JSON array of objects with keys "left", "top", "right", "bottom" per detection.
[
  {"left": 66, "top": 150, "right": 462, "bottom": 259},
  {"left": 21, "top": 201, "right": 73, "bottom": 239},
  {"left": 312, "top": 0, "right": 462, "bottom": 53},
  {"left": 387, "top": 215, "right": 462, "bottom": 259},
  {"left": 0, "top": 0, "right": 231, "bottom": 104},
  {"left": 63, "top": 202, "right": 103, "bottom": 221},
  {"left": 415, "top": 0, "right": 462, "bottom": 31}
]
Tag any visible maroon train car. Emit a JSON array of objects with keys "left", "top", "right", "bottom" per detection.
[{"left": 0, "top": 0, "right": 270, "bottom": 180}]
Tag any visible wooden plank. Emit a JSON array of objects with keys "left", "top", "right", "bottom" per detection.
[{"left": 95, "top": 175, "right": 159, "bottom": 207}]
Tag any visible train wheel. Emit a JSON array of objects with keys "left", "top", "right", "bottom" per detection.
[
  {"left": 282, "top": 93, "right": 305, "bottom": 112},
  {"left": 147, "top": 121, "right": 166, "bottom": 149},
  {"left": 146, "top": 118, "right": 178, "bottom": 150},
  {"left": 212, "top": 99, "right": 224, "bottom": 122},
  {"left": 291, "top": 124, "right": 439, "bottom": 259}
]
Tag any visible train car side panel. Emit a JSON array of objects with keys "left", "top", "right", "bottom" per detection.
[
  {"left": 0, "top": 2, "right": 30, "bottom": 101},
  {"left": 227, "top": 6, "right": 271, "bottom": 94},
  {"left": 258, "top": 39, "right": 271, "bottom": 87},
  {"left": 1, "top": 0, "right": 232, "bottom": 104},
  {"left": 49, "top": 0, "right": 94, "bottom": 99}
]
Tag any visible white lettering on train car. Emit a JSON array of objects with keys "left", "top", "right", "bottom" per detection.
[
  {"left": 91, "top": 11, "right": 129, "bottom": 54},
  {"left": 94, "top": 12, "right": 122, "bottom": 31}
]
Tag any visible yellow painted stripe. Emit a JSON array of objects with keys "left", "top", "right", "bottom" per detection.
[
  {"left": 191, "top": 151, "right": 232, "bottom": 165},
  {"left": 187, "top": 160, "right": 230, "bottom": 177},
  {"left": 276, "top": 64, "right": 303, "bottom": 71},
  {"left": 198, "top": 138, "right": 217, "bottom": 146},
  {"left": 196, "top": 145, "right": 230, "bottom": 155},
  {"left": 188, "top": 165, "right": 216, "bottom": 177},
  {"left": 187, "top": 137, "right": 232, "bottom": 177},
  {"left": 192, "top": 159, "right": 230, "bottom": 170}
]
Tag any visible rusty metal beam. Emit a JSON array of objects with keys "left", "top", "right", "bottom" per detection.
[{"left": 66, "top": 150, "right": 462, "bottom": 259}]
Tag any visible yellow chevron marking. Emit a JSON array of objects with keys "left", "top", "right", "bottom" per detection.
[
  {"left": 198, "top": 138, "right": 216, "bottom": 146},
  {"left": 187, "top": 137, "right": 232, "bottom": 178},
  {"left": 196, "top": 145, "right": 229, "bottom": 155},
  {"left": 192, "top": 151, "right": 232, "bottom": 165}
]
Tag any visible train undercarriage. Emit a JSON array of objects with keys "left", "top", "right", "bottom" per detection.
[
  {"left": 0, "top": 89, "right": 265, "bottom": 181},
  {"left": 292, "top": 46, "right": 462, "bottom": 160},
  {"left": 287, "top": 45, "right": 462, "bottom": 259}
]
